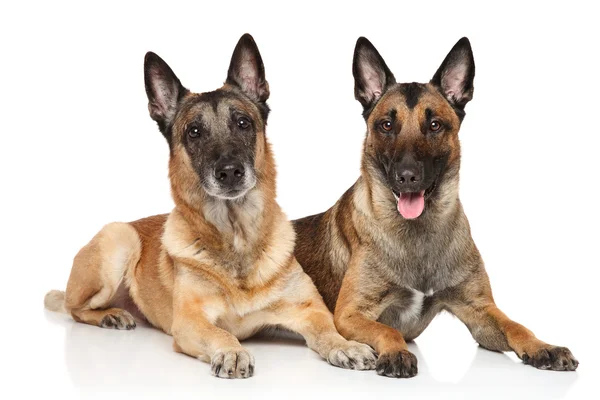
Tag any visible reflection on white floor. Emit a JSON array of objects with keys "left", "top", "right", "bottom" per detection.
[{"left": 26, "top": 309, "right": 587, "bottom": 400}]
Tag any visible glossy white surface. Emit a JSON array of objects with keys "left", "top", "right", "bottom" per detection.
[
  {"left": 2, "top": 1, "right": 598, "bottom": 399},
  {"left": 12, "top": 309, "right": 590, "bottom": 400}
]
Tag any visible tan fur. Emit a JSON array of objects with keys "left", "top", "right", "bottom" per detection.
[
  {"left": 294, "top": 51, "right": 578, "bottom": 376},
  {"left": 45, "top": 39, "right": 376, "bottom": 378},
  {"left": 44, "top": 290, "right": 66, "bottom": 313}
]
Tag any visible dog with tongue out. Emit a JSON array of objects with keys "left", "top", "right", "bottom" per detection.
[
  {"left": 392, "top": 152, "right": 431, "bottom": 219},
  {"left": 396, "top": 191, "right": 425, "bottom": 219},
  {"left": 293, "top": 37, "right": 578, "bottom": 378}
]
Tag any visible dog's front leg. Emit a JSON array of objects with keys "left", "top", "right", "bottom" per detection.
[
  {"left": 171, "top": 266, "right": 254, "bottom": 379},
  {"left": 333, "top": 254, "right": 418, "bottom": 378},
  {"left": 273, "top": 265, "right": 377, "bottom": 370},
  {"left": 445, "top": 268, "right": 578, "bottom": 371}
]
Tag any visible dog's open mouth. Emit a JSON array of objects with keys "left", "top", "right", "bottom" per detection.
[{"left": 392, "top": 179, "right": 438, "bottom": 220}]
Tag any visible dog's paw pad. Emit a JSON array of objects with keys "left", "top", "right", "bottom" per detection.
[
  {"left": 375, "top": 350, "right": 418, "bottom": 378},
  {"left": 211, "top": 348, "right": 255, "bottom": 379},
  {"left": 99, "top": 311, "right": 136, "bottom": 330},
  {"left": 522, "top": 346, "right": 578, "bottom": 371}
]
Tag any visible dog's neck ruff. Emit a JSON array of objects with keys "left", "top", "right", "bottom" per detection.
[{"left": 201, "top": 188, "right": 265, "bottom": 247}]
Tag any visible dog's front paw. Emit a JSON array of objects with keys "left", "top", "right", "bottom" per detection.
[
  {"left": 211, "top": 348, "right": 255, "bottom": 379},
  {"left": 375, "top": 350, "right": 418, "bottom": 378},
  {"left": 521, "top": 346, "right": 578, "bottom": 371},
  {"left": 327, "top": 341, "right": 377, "bottom": 370}
]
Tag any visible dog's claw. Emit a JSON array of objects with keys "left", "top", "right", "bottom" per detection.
[
  {"left": 521, "top": 346, "right": 578, "bottom": 371},
  {"left": 375, "top": 350, "right": 418, "bottom": 378},
  {"left": 211, "top": 348, "right": 255, "bottom": 379},
  {"left": 99, "top": 310, "right": 136, "bottom": 330},
  {"left": 327, "top": 341, "right": 377, "bottom": 370}
]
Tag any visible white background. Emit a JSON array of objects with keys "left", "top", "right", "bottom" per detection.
[{"left": 1, "top": 1, "right": 598, "bottom": 399}]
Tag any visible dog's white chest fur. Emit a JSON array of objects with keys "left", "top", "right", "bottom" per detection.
[
  {"left": 379, "top": 287, "right": 436, "bottom": 335},
  {"left": 402, "top": 288, "right": 426, "bottom": 320},
  {"left": 202, "top": 190, "right": 264, "bottom": 251},
  {"left": 400, "top": 288, "right": 436, "bottom": 320}
]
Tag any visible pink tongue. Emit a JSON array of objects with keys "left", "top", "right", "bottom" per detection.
[{"left": 398, "top": 191, "right": 425, "bottom": 219}]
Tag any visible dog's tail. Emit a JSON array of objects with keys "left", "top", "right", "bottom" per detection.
[{"left": 44, "top": 290, "right": 67, "bottom": 314}]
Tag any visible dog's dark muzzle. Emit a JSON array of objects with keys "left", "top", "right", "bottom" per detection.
[
  {"left": 204, "top": 153, "right": 256, "bottom": 200},
  {"left": 394, "top": 163, "right": 425, "bottom": 193},
  {"left": 390, "top": 153, "right": 434, "bottom": 194},
  {"left": 214, "top": 155, "right": 246, "bottom": 188}
]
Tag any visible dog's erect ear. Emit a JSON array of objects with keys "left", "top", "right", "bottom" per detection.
[
  {"left": 226, "top": 34, "right": 269, "bottom": 103},
  {"left": 431, "top": 37, "right": 475, "bottom": 109},
  {"left": 144, "top": 52, "right": 187, "bottom": 132},
  {"left": 353, "top": 37, "right": 396, "bottom": 110}
]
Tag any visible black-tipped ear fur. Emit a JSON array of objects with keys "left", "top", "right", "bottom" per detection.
[
  {"left": 226, "top": 34, "right": 269, "bottom": 103},
  {"left": 431, "top": 37, "right": 475, "bottom": 110},
  {"left": 144, "top": 52, "right": 187, "bottom": 134},
  {"left": 353, "top": 37, "right": 396, "bottom": 111}
]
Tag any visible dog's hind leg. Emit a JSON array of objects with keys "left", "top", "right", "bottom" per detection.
[{"left": 45, "top": 222, "right": 141, "bottom": 330}]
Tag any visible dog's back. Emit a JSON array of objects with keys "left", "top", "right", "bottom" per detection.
[{"left": 294, "top": 186, "right": 357, "bottom": 311}]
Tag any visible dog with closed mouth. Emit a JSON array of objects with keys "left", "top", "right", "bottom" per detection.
[
  {"left": 44, "top": 34, "right": 376, "bottom": 378},
  {"left": 293, "top": 37, "right": 578, "bottom": 378}
]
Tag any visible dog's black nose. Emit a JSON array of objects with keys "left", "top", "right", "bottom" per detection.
[
  {"left": 214, "top": 159, "right": 245, "bottom": 186},
  {"left": 398, "top": 168, "right": 421, "bottom": 185}
]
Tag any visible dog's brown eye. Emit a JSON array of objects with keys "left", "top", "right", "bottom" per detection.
[
  {"left": 188, "top": 126, "right": 201, "bottom": 138},
  {"left": 381, "top": 121, "right": 393, "bottom": 132},
  {"left": 430, "top": 121, "right": 441, "bottom": 132},
  {"left": 237, "top": 117, "right": 251, "bottom": 129}
]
